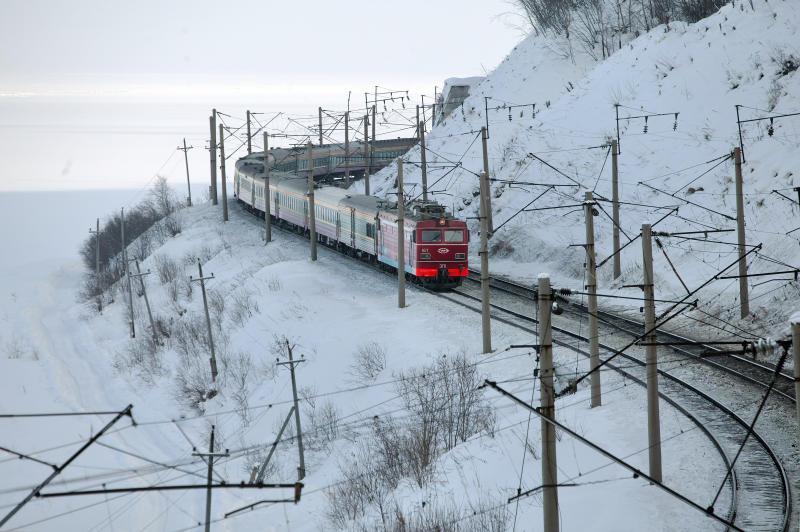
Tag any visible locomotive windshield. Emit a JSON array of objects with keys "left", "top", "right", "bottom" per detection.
[
  {"left": 444, "top": 229, "right": 464, "bottom": 243},
  {"left": 421, "top": 229, "right": 443, "bottom": 243},
  {"left": 420, "top": 229, "right": 465, "bottom": 243}
]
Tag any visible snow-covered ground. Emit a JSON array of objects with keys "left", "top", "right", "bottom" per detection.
[
  {"left": 366, "top": 0, "right": 800, "bottom": 347},
  {"left": 4, "top": 0, "right": 800, "bottom": 529},
  {"left": 0, "top": 199, "right": 733, "bottom": 531}
]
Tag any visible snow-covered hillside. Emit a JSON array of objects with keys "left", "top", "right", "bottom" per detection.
[
  {"left": 3, "top": 2, "right": 800, "bottom": 530},
  {"left": 0, "top": 202, "right": 735, "bottom": 531},
  {"left": 367, "top": 0, "right": 800, "bottom": 340}
]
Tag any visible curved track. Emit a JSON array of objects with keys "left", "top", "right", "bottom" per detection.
[
  {"left": 234, "top": 202, "right": 790, "bottom": 530},
  {"left": 459, "top": 272, "right": 793, "bottom": 531},
  {"left": 466, "top": 269, "right": 796, "bottom": 402}
]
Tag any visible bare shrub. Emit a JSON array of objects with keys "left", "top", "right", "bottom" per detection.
[
  {"left": 171, "top": 313, "right": 226, "bottom": 408},
  {"left": 228, "top": 288, "right": 259, "bottom": 324},
  {"left": 325, "top": 445, "right": 394, "bottom": 529},
  {"left": 349, "top": 341, "right": 387, "bottom": 383},
  {"left": 207, "top": 288, "right": 226, "bottom": 331},
  {"left": 305, "top": 399, "right": 341, "bottom": 452},
  {"left": 267, "top": 276, "right": 283, "bottom": 292},
  {"left": 113, "top": 335, "right": 164, "bottom": 385},
  {"left": 223, "top": 352, "right": 255, "bottom": 424},
  {"left": 131, "top": 231, "right": 153, "bottom": 261},
  {"left": 387, "top": 497, "right": 509, "bottom": 532},
  {"left": 397, "top": 353, "right": 495, "bottom": 453},
  {"left": 154, "top": 254, "right": 181, "bottom": 284}
]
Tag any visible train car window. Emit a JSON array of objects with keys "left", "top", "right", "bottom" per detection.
[
  {"left": 366, "top": 223, "right": 374, "bottom": 238},
  {"left": 421, "top": 229, "right": 442, "bottom": 243},
  {"left": 444, "top": 229, "right": 464, "bottom": 243}
]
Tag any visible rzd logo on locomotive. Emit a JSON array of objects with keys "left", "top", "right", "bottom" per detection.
[{"left": 437, "top": 248, "right": 449, "bottom": 254}]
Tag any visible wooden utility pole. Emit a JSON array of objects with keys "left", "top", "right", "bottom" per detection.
[
  {"left": 307, "top": 143, "right": 317, "bottom": 261},
  {"left": 480, "top": 171, "right": 492, "bottom": 354},
  {"left": 277, "top": 341, "right": 306, "bottom": 480},
  {"left": 246, "top": 110, "right": 252, "bottom": 155},
  {"left": 318, "top": 107, "right": 323, "bottom": 146},
  {"left": 611, "top": 139, "right": 621, "bottom": 279},
  {"left": 641, "top": 223, "right": 662, "bottom": 482},
  {"left": 263, "top": 132, "right": 271, "bottom": 244},
  {"left": 121, "top": 207, "right": 135, "bottom": 338},
  {"left": 191, "top": 261, "right": 218, "bottom": 382},
  {"left": 370, "top": 104, "right": 376, "bottom": 175},
  {"left": 538, "top": 274, "right": 559, "bottom": 532},
  {"left": 792, "top": 319, "right": 800, "bottom": 450},
  {"left": 344, "top": 111, "right": 350, "bottom": 187},
  {"left": 89, "top": 218, "right": 101, "bottom": 312},
  {"left": 363, "top": 115, "right": 371, "bottom": 195},
  {"left": 218, "top": 124, "right": 228, "bottom": 222},
  {"left": 481, "top": 127, "right": 494, "bottom": 232},
  {"left": 419, "top": 120, "right": 428, "bottom": 202},
  {"left": 733, "top": 147, "right": 749, "bottom": 318},
  {"left": 191, "top": 425, "right": 228, "bottom": 532},
  {"left": 584, "top": 191, "right": 601, "bottom": 407},
  {"left": 397, "top": 159, "right": 406, "bottom": 308},
  {"left": 178, "top": 138, "right": 193, "bottom": 207},
  {"left": 130, "top": 259, "right": 156, "bottom": 342},
  {"left": 210, "top": 109, "right": 218, "bottom": 205}
]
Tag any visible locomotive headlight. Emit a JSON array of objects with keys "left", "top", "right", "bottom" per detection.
[{"left": 421, "top": 253, "right": 431, "bottom": 259}]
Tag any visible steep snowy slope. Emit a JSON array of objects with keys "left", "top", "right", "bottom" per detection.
[{"left": 368, "top": 0, "right": 800, "bottom": 339}]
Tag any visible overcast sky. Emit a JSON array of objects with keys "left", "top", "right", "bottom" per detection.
[
  {"left": 0, "top": 1, "right": 527, "bottom": 192},
  {"left": 1, "top": 0, "right": 524, "bottom": 99}
]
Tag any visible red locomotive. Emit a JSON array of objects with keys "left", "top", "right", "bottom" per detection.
[{"left": 235, "top": 154, "right": 468, "bottom": 289}]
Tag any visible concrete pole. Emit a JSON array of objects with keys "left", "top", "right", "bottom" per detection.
[
  {"left": 121, "top": 207, "right": 135, "bottom": 338},
  {"left": 132, "top": 259, "right": 157, "bottom": 342},
  {"left": 263, "top": 132, "right": 271, "bottom": 244},
  {"left": 642, "top": 223, "right": 662, "bottom": 482},
  {"left": 734, "top": 147, "right": 749, "bottom": 318},
  {"left": 286, "top": 343, "right": 306, "bottom": 480},
  {"left": 538, "top": 274, "right": 559, "bottom": 532},
  {"left": 363, "top": 115, "right": 371, "bottom": 196},
  {"left": 416, "top": 105, "right": 421, "bottom": 139},
  {"left": 318, "top": 107, "right": 323, "bottom": 146},
  {"left": 90, "top": 218, "right": 101, "bottom": 312},
  {"left": 397, "top": 159, "right": 406, "bottom": 308},
  {"left": 480, "top": 171, "right": 492, "bottom": 354},
  {"left": 792, "top": 320, "right": 800, "bottom": 456},
  {"left": 584, "top": 192, "right": 601, "bottom": 407},
  {"left": 344, "top": 111, "right": 350, "bottom": 188},
  {"left": 370, "top": 104, "right": 376, "bottom": 176},
  {"left": 193, "top": 260, "right": 218, "bottom": 382},
  {"left": 210, "top": 110, "right": 218, "bottom": 205},
  {"left": 182, "top": 138, "right": 192, "bottom": 207},
  {"left": 481, "top": 127, "right": 494, "bottom": 233},
  {"left": 419, "top": 120, "right": 428, "bottom": 202},
  {"left": 307, "top": 143, "right": 317, "bottom": 261},
  {"left": 204, "top": 425, "right": 215, "bottom": 532},
  {"left": 246, "top": 110, "right": 252, "bottom": 155},
  {"left": 218, "top": 124, "right": 228, "bottom": 222},
  {"left": 611, "top": 139, "right": 621, "bottom": 279}
]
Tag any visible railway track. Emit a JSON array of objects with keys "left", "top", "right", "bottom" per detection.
[
  {"left": 442, "top": 286, "right": 791, "bottom": 532},
  {"left": 464, "top": 269, "right": 797, "bottom": 403},
  {"left": 233, "top": 203, "right": 791, "bottom": 530}
]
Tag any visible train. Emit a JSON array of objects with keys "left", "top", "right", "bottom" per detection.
[{"left": 234, "top": 152, "right": 469, "bottom": 289}]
